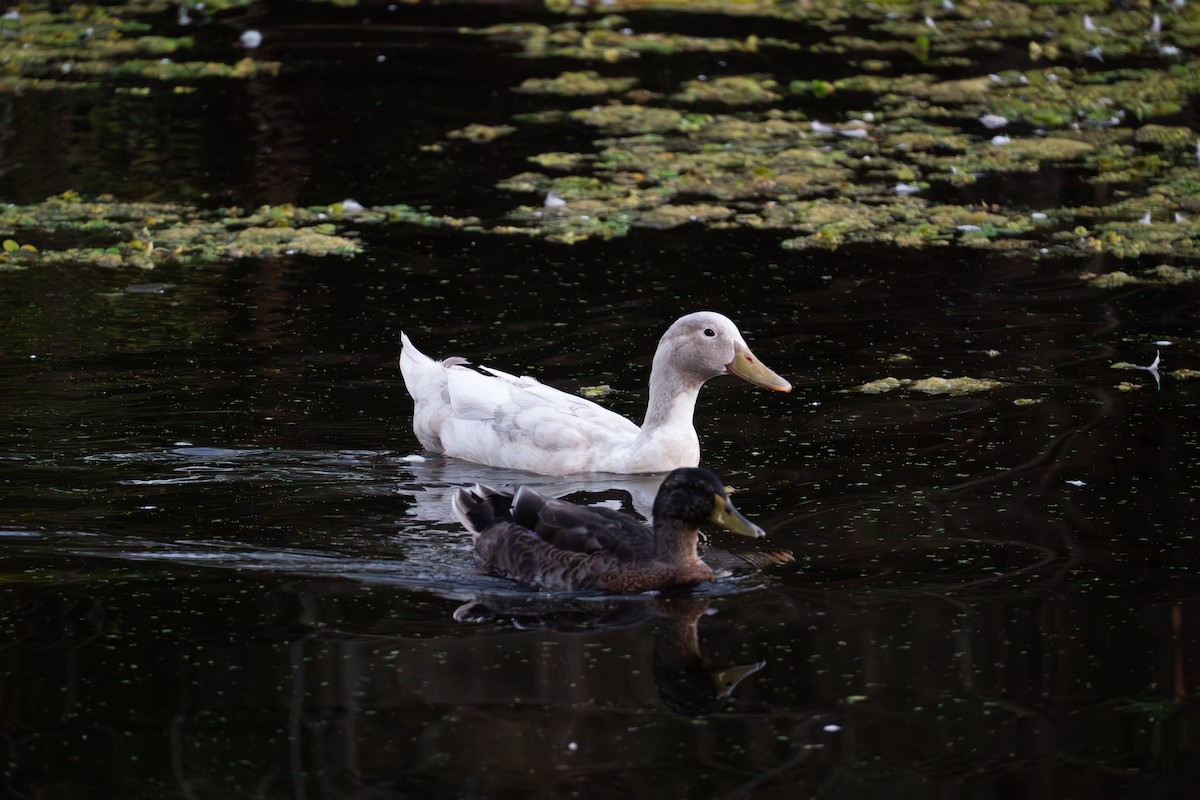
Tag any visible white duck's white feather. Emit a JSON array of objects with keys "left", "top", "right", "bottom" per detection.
[{"left": 400, "top": 312, "right": 790, "bottom": 476}]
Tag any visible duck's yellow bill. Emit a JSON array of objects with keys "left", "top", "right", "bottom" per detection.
[
  {"left": 727, "top": 344, "right": 792, "bottom": 392},
  {"left": 709, "top": 493, "right": 766, "bottom": 539}
]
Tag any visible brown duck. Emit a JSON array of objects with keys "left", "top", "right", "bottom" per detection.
[{"left": 452, "top": 467, "right": 766, "bottom": 593}]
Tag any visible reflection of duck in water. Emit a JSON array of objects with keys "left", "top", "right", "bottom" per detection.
[
  {"left": 400, "top": 312, "right": 791, "bottom": 476},
  {"left": 454, "top": 595, "right": 764, "bottom": 717},
  {"left": 453, "top": 467, "right": 766, "bottom": 593},
  {"left": 651, "top": 596, "right": 765, "bottom": 716}
]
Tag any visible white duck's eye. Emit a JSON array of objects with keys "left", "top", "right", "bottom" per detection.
[{"left": 703, "top": 328, "right": 716, "bottom": 337}]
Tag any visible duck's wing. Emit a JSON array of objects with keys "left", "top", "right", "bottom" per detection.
[
  {"left": 474, "top": 523, "right": 620, "bottom": 593},
  {"left": 438, "top": 363, "right": 640, "bottom": 474},
  {"left": 532, "top": 498, "right": 654, "bottom": 561}
]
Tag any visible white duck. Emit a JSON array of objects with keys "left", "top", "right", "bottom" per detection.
[{"left": 399, "top": 312, "right": 791, "bottom": 476}]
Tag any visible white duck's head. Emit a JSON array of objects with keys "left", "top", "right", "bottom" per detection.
[{"left": 653, "top": 312, "right": 792, "bottom": 392}]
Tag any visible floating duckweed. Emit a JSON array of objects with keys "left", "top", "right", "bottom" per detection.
[
  {"left": 1083, "top": 270, "right": 1141, "bottom": 288},
  {"left": 0, "top": 194, "right": 484, "bottom": 270},
  {"left": 909, "top": 377, "right": 1002, "bottom": 395},
  {"left": 853, "top": 376, "right": 1001, "bottom": 395},
  {"left": 856, "top": 378, "right": 904, "bottom": 394},
  {"left": 6, "top": 1, "right": 1200, "bottom": 258},
  {"left": 447, "top": 124, "right": 518, "bottom": 143},
  {"left": 514, "top": 71, "right": 638, "bottom": 97},
  {"left": 635, "top": 203, "right": 735, "bottom": 229},
  {"left": 1135, "top": 125, "right": 1197, "bottom": 149},
  {"left": 446, "top": 3, "right": 1200, "bottom": 252},
  {"left": 671, "top": 75, "right": 781, "bottom": 106}
]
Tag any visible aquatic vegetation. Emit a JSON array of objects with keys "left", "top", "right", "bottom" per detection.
[
  {"left": 2, "top": 0, "right": 1198, "bottom": 263},
  {"left": 514, "top": 70, "right": 638, "bottom": 96},
  {"left": 671, "top": 75, "right": 781, "bottom": 106},
  {"left": 854, "top": 376, "right": 1003, "bottom": 396},
  {"left": 447, "top": 124, "right": 518, "bottom": 143},
  {"left": 0, "top": 4, "right": 280, "bottom": 91},
  {"left": 0, "top": 194, "right": 473, "bottom": 270},
  {"left": 443, "top": 3, "right": 1200, "bottom": 256},
  {"left": 1082, "top": 263, "right": 1200, "bottom": 288}
]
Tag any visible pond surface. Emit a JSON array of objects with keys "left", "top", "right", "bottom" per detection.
[{"left": 3, "top": 2, "right": 1200, "bottom": 798}]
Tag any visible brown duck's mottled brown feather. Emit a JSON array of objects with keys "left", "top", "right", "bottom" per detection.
[
  {"left": 474, "top": 522, "right": 713, "bottom": 593},
  {"left": 453, "top": 467, "right": 764, "bottom": 594}
]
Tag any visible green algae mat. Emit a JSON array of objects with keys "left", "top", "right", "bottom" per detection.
[{"left": 1, "top": 0, "right": 1198, "bottom": 282}]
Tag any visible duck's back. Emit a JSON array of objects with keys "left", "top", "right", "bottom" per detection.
[
  {"left": 455, "top": 484, "right": 671, "bottom": 592},
  {"left": 401, "top": 335, "right": 641, "bottom": 475}
]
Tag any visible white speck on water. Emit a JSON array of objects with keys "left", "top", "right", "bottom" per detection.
[
  {"left": 2, "top": 10, "right": 19, "bottom": 20},
  {"left": 544, "top": 191, "right": 566, "bottom": 209},
  {"left": 1160, "top": 44, "right": 1180, "bottom": 56},
  {"left": 177, "top": 4, "right": 191, "bottom": 25},
  {"left": 342, "top": 198, "right": 365, "bottom": 212},
  {"left": 28, "top": 354, "right": 36, "bottom": 360},
  {"left": 811, "top": 120, "right": 833, "bottom": 134},
  {"left": 1083, "top": 47, "right": 1104, "bottom": 62},
  {"left": 567, "top": 741, "right": 579, "bottom": 752},
  {"left": 823, "top": 724, "right": 842, "bottom": 732},
  {"left": 924, "top": 15, "right": 938, "bottom": 30},
  {"left": 1083, "top": 15, "right": 1096, "bottom": 32},
  {"left": 894, "top": 182, "right": 920, "bottom": 196},
  {"left": 1140, "top": 210, "right": 1152, "bottom": 224},
  {"left": 401, "top": 455, "right": 427, "bottom": 463},
  {"left": 979, "top": 113, "right": 1008, "bottom": 129},
  {"left": 1031, "top": 212, "right": 1048, "bottom": 220},
  {"left": 240, "top": 29, "right": 263, "bottom": 49},
  {"left": 1150, "top": 14, "right": 1162, "bottom": 34},
  {"left": 991, "top": 135, "right": 1012, "bottom": 145},
  {"left": 1066, "top": 480, "right": 1087, "bottom": 487},
  {"left": 376, "top": 54, "right": 386, "bottom": 62},
  {"left": 1153, "top": 340, "right": 1173, "bottom": 346},
  {"left": 956, "top": 224, "right": 981, "bottom": 231},
  {"left": 839, "top": 128, "right": 869, "bottom": 139}
]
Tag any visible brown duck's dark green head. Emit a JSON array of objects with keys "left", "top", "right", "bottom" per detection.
[{"left": 654, "top": 467, "right": 765, "bottom": 539}]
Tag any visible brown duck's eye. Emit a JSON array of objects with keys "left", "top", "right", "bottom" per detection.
[{"left": 704, "top": 328, "right": 716, "bottom": 337}]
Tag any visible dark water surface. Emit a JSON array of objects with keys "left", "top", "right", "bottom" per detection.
[{"left": 3, "top": 5, "right": 1200, "bottom": 799}]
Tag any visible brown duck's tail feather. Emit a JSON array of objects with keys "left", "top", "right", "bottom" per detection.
[
  {"left": 510, "top": 485, "right": 550, "bottom": 529},
  {"left": 452, "top": 484, "right": 514, "bottom": 539}
]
